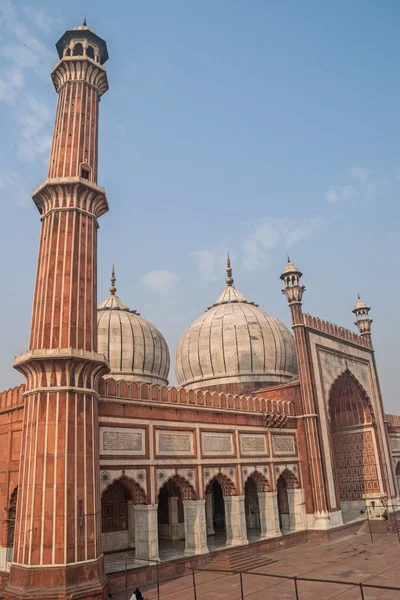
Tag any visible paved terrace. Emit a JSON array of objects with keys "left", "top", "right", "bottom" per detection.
[{"left": 110, "top": 531, "right": 400, "bottom": 599}]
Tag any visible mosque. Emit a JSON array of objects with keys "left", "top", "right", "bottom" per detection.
[{"left": 0, "top": 21, "right": 399, "bottom": 600}]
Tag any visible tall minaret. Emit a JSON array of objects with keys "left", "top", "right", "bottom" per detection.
[
  {"left": 6, "top": 23, "right": 110, "bottom": 600},
  {"left": 280, "top": 258, "right": 331, "bottom": 526}
]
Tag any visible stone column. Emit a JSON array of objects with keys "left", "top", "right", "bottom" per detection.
[
  {"left": 183, "top": 500, "right": 209, "bottom": 556},
  {"left": 224, "top": 496, "right": 248, "bottom": 547},
  {"left": 205, "top": 493, "right": 215, "bottom": 535},
  {"left": 134, "top": 505, "right": 159, "bottom": 562},
  {"left": 396, "top": 476, "right": 400, "bottom": 497},
  {"left": 287, "top": 489, "right": 306, "bottom": 532},
  {"left": 128, "top": 501, "right": 135, "bottom": 547},
  {"left": 258, "top": 491, "right": 282, "bottom": 538},
  {"left": 168, "top": 496, "right": 180, "bottom": 541}
]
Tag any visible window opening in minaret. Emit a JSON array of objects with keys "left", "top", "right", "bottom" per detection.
[
  {"left": 73, "top": 42, "right": 83, "bottom": 56},
  {"left": 87, "top": 46, "right": 95, "bottom": 59},
  {"left": 81, "top": 168, "right": 89, "bottom": 179}
]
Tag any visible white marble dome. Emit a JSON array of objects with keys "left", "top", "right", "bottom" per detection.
[
  {"left": 175, "top": 261, "right": 297, "bottom": 391},
  {"left": 97, "top": 270, "right": 170, "bottom": 384}
]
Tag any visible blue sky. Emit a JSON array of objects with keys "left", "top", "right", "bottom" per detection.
[{"left": 0, "top": 0, "right": 399, "bottom": 412}]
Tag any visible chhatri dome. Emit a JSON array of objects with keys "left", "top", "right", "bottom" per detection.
[
  {"left": 175, "top": 256, "right": 298, "bottom": 392},
  {"left": 97, "top": 268, "right": 170, "bottom": 384}
]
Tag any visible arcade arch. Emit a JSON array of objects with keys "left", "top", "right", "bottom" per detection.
[{"left": 101, "top": 476, "right": 146, "bottom": 552}]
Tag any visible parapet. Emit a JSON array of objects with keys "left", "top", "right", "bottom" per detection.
[
  {"left": 303, "top": 313, "right": 372, "bottom": 349},
  {"left": 98, "top": 378, "right": 295, "bottom": 417},
  {"left": 0, "top": 384, "right": 25, "bottom": 410}
]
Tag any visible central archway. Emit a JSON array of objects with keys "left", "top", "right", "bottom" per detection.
[{"left": 329, "top": 370, "right": 380, "bottom": 522}]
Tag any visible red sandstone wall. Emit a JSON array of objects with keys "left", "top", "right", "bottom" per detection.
[{"left": 0, "top": 385, "right": 24, "bottom": 549}]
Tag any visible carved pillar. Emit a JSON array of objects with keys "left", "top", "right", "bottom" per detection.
[
  {"left": 183, "top": 500, "right": 208, "bottom": 556},
  {"left": 168, "top": 496, "right": 180, "bottom": 541},
  {"left": 258, "top": 491, "right": 281, "bottom": 538},
  {"left": 287, "top": 489, "right": 307, "bottom": 532},
  {"left": 127, "top": 501, "right": 135, "bottom": 548},
  {"left": 205, "top": 493, "right": 215, "bottom": 535},
  {"left": 134, "top": 505, "right": 159, "bottom": 562},
  {"left": 224, "top": 496, "right": 248, "bottom": 547}
]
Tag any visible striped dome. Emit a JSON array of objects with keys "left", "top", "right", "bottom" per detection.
[
  {"left": 175, "top": 271, "right": 297, "bottom": 391},
  {"left": 97, "top": 272, "right": 170, "bottom": 384}
]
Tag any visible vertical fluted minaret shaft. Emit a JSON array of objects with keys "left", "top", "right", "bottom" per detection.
[{"left": 6, "top": 23, "right": 110, "bottom": 600}]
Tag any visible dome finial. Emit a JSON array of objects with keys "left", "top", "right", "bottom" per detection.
[
  {"left": 110, "top": 265, "right": 117, "bottom": 295},
  {"left": 287, "top": 254, "right": 291, "bottom": 263},
  {"left": 226, "top": 253, "right": 234, "bottom": 286},
  {"left": 83, "top": 15, "right": 87, "bottom": 26},
  {"left": 357, "top": 292, "right": 360, "bottom": 300}
]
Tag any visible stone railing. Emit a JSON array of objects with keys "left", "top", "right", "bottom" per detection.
[
  {"left": 303, "top": 313, "right": 371, "bottom": 348},
  {"left": 0, "top": 384, "right": 25, "bottom": 410},
  {"left": 98, "top": 378, "right": 295, "bottom": 416}
]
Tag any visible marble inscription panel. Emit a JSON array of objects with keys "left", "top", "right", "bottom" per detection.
[
  {"left": 156, "top": 430, "right": 194, "bottom": 456},
  {"left": 202, "top": 432, "right": 233, "bottom": 456},
  {"left": 240, "top": 434, "right": 267, "bottom": 455},
  {"left": 272, "top": 435, "right": 296, "bottom": 456}
]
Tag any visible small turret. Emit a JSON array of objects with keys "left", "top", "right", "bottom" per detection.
[
  {"left": 280, "top": 256, "right": 305, "bottom": 305},
  {"left": 353, "top": 293, "right": 373, "bottom": 342}
]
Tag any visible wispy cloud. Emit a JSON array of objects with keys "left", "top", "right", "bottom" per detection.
[
  {"left": 23, "top": 6, "right": 62, "bottom": 33},
  {"left": 17, "top": 95, "right": 52, "bottom": 161},
  {"left": 326, "top": 166, "right": 391, "bottom": 204},
  {"left": 192, "top": 250, "right": 233, "bottom": 283},
  {"left": 326, "top": 186, "right": 359, "bottom": 203},
  {"left": 241, "top": 217, "right": 325, "bottom": 271},
  {"left": 0, "top": 1, "right": 54, "bottom": 161},
  {"left": 140, "top": 270, "right": 181, "bottom": 297},
  {"left": 0, "top": 169, "right": 30, "bottom": 207}
]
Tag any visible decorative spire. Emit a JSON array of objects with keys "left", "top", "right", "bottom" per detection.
[
  {"left": 226, "top": 253, "right": 234, "bottom": 286},
  {"left": 357, "top": 292, "right": 360, "bottom": 300},
  {"left": 287, "top": 254, "right": 291, "bottom": 263},
  {"left": 110, "top": 265, "right": 117, "bottom": 295},
  {"left": 83, "top": 15, "right": 87, "bottom": 26}
]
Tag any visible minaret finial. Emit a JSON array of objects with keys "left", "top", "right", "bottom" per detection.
[
  {"left": 83, "top": 15, "right": 87, "bottom": 26},
  {"left": 357, "top": 292, "right": 360, "bottom": 300},
  {"left": 226, "top": 253, "right": 234, "bottom": 286},
  {"left": 110, "top": 265, "right": 117, "bottom": 295},
  {"left": 287, "top": 254, "right": 291, "bottom": 263}
]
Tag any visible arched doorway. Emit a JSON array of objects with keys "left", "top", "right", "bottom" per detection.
[
  {"left": 211, "top": 480, "right": 225, "bottom": 534},
  {"left": 329, "top": 370, "right": 380, "bottom": 521},
  {"left": 158, "top": 479, "right": 185, "bottom": 541},
  {"left": 205, "top": 473, "right": 241, "bottom": 545},
  {"left": 244, "top": 478, "right": 260, "bottom": 534},
  {"left": 277, "top": 475, "right": 289, "bottom": 532},
  {"left": 101, "top": 476, "right": 146, "bottom": 552}
]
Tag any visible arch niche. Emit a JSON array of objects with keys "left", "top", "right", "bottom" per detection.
[
  {"left": 244, "top": 472, "right": 269, "bottom": 535},
  {"left": 329, "top": 370, "right": 380, "bottom": 521},
  {"left": 276, "top": 469, "right": 299, "bottom": 533},
  {"left": 101, "top": 476, "right": 146, "bottom": 553},
  {"left": 205, "top": 473, "right": 236, "bottom": 541},
  {"left": 157, "top": 475, "right": 196, "bottom": 544}
]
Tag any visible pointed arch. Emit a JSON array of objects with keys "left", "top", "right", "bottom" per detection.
[
  {"left": 277, "top": 468, "right": 300, "bottom": 489},
  {"left": 102, "top": 475, "right": 146, "bottom": 505},
  {"left": 205, "top": 473, "right": 236, "bottom": 496},
  {"left": 329, "top": 369, "right": 373, "bottom": 431},
  {"left": 162, "top": 474, "right": 197, "bottom": 501},
  {"left": 245, "top": 470, "right": 270, "bottom": 492}
]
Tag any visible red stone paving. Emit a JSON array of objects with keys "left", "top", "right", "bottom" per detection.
[{"left": 110, "top": 532, "right": 400, "bottom": 599}]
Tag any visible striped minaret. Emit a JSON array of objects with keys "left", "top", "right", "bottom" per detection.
[{"left": 5, "top": 22, "right": 110, "bottom": 600}]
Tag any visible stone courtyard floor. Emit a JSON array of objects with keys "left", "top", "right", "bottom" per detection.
[{"left": 110, "top": 531, "right": 400, "bottom": 599}]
